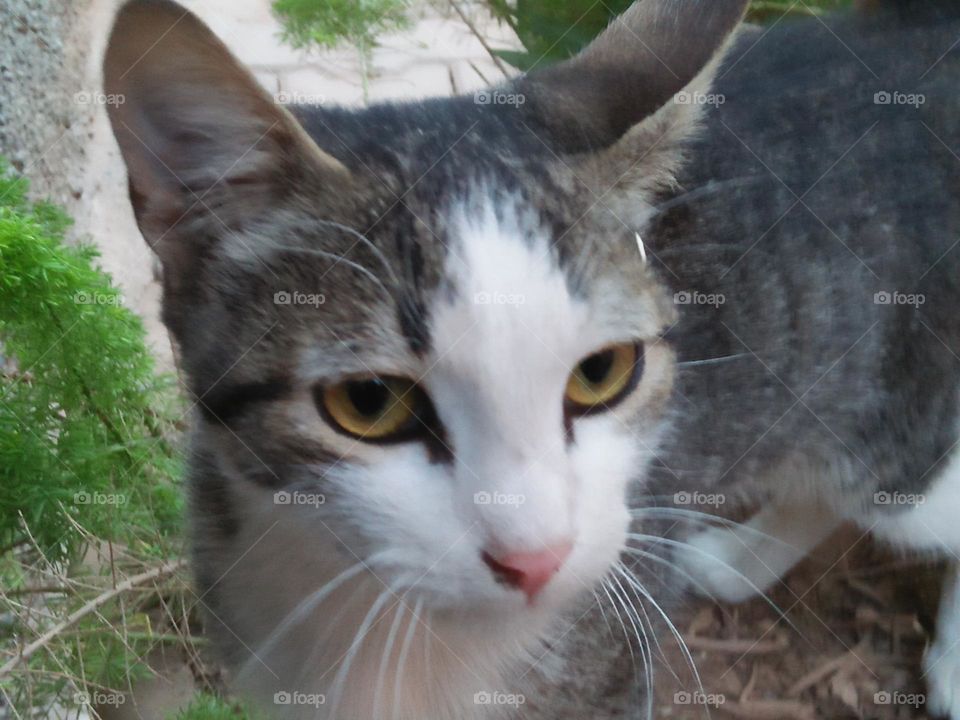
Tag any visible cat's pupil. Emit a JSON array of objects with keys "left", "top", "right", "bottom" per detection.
[
  {"left": 348, "top": 380, "right": 390, "bottom": 417},
  {"left": 580, "top": 351, "right": 614, "bottom": 385}
]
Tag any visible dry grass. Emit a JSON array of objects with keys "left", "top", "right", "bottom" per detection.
[{"left": 650, "top": 527, "right": 943, "bottom": 719}]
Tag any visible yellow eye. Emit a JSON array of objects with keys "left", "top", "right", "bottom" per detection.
[
  {"left": 565, "top": 343, "right": 642, "bottom": 412},
  {"left": 319, "top": 376, "right": 426, "bottom": 440}
]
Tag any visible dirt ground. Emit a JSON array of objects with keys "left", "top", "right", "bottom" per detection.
[{"left": 651, "top": 527, "right": 944, "bottom": 720}]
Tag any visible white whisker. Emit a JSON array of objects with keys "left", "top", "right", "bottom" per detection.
[
  {"left": 600, "top": 580, "right": 636, "bottom": 667},
  {"left": 374, "top": 600, "right": 407, "bottom": 718},
  {"left": 613, "top": 562, "right": 678, "bottom": 683},
  {"left": 617, "top": 562, "right": 708, "bottom": 718},
  {"left": 609, "top": 571, "right": 654, "bottom": 720},
  {"left": 630, "top": 506, "right": 799, "bottom": 550},
  {"left": 236, "top": 561, "right": 368, "bottom": 684},
  {"left": 625, "top": 533, "right": 799, "bottom": 633},
  {"left": 325, "top": 584, "right": 398, "bottom": 717},
  {"left": 393, "top": 596, "right": 423, "bottom": 720}
]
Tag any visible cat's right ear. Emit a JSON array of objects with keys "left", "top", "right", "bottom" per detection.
[
  {"left": 509, "top": 0, "right": 749, "bottom": 222},
  {"left": 103, "top": 0, "right": 350, "bottom": 263},
  {"left": 513, "top": 0, "right": 749, "bottom": 150}
]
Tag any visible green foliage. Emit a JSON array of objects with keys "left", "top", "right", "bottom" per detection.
[
  {"left": 487, "top": 0, "right": 633, "bottom": 71},
  {"left": 168, "top": 693, "right": 256, "bottom": 720},
  {"left": 487, "top": 0, "right": 854, "bottom": 70},
  {"left": 272, "top": 0, "right": 411, "bottom": 53},
  {"left": 0, "top": 160, "right": 195, "bottom": 715},
  {"left": 0, "top": 160, "right": 182, "bottom": 563}
]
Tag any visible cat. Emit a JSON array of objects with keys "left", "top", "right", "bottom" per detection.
[{"left": 102, "top": 0, "right": 960, "bottom": 718}]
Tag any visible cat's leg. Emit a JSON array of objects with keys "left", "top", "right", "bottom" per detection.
[
  {"left": 676, "top": 500, "right": 842, "bottom": 603},
  {"left": 925, "top": 562, "right": 960, "bottom": 719},
  {"left": 870, "top": 462, "right": 960, "bottom": 720}
]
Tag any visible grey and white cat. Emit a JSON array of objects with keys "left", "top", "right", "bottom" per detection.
[{"left": 103, "top": 0, "right": 960, "bottom": 717}]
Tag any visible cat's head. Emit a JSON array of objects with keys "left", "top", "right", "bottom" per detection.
[{"left": 103, "top": 0, "right": 746, "bottom": 701}]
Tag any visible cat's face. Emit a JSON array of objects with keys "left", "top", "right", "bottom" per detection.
[
  {"left": 159, "top": 159, "right": 678, "bottom": 619},
  {"left": 234, "top": 190, "right": 677, "bottom": 618},
  {"left": 104, "top": 0, "right": 747, "bottom": 710}
]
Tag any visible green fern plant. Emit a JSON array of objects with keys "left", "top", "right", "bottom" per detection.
[
  {"left": 0, "top": 160, "right": 192, "bottom": 714},
  {"left": 168, "top": 693, "right": 256, "bottom": 720},
  {"left": 0, "top": 161, "right": 182, "bottom": 564},
  {"left": 272, "top": 0, "right": 411, "bottom": 99}
]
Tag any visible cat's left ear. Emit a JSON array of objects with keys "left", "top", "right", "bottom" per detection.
[
  {"left": 510, "top": 0, "right": 749, "bottom": 216},
  {"left": 102, "top": 0, "right": 351, "bottom": 259}
]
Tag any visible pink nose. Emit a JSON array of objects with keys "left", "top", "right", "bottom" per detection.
[{"left": 482, "top": 542, "right": 573, "bottom": 602}]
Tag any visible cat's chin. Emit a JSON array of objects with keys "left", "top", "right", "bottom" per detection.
[
  {"left": 228, "top": 547, "right": 602, "bottom": 720},
  {"left": 238, "top": 585, "right": 581, "bottom": 720}
]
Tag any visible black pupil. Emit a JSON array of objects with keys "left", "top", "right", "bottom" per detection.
[
  {"left": 347, "top": 380, "right": 391, "bottom": 417},
  {"left": 580, "top": 350, "right": 615, "bottom": 385}
]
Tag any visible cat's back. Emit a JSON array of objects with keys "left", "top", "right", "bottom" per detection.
[{"left": 668, "top": 1, "right": 960, "bottom": 272}]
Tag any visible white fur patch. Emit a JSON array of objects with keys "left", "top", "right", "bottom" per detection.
[{"left": 677, "top": 500, "right": 841, "bottom": 603}]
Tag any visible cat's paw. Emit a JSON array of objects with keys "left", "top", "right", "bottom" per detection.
[
  {"left": 925, "top": 640, "right": 960, "bottom": 719},
  {"left": 674, "top": 526, "right": 787, "bottom": 604}
]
